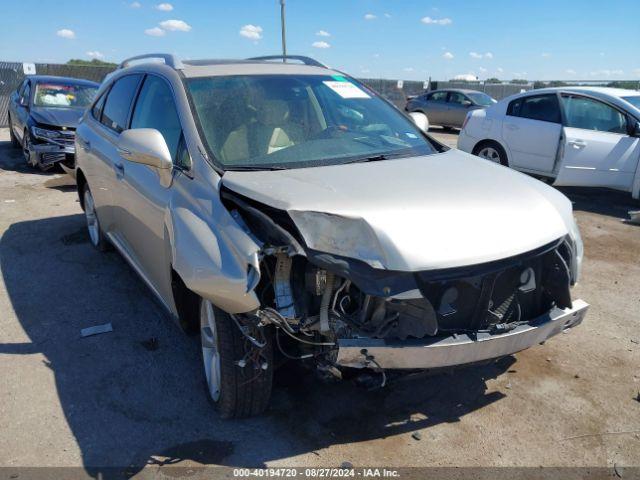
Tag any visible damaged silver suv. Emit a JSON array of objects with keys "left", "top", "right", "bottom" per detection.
[{"left": 75, "top": 54, "right": 588, "bottom": 418}]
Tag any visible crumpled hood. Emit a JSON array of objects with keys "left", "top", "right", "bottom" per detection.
[
  {"left": 222, "top": 150, "right": 575, "bottom": 271},
  {"left": 30, "top": 107, "right": 83, "bottom": 129}
]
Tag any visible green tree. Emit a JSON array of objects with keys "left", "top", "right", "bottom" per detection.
[
  {"left": 510, "top": 79, "right": 529, "bottom": 85},
  {"left": 67, "top": 58, "right": 117, "bottom": 68},
  {"left": 485, "top": 78, "right": 502, "bottom": 84}
]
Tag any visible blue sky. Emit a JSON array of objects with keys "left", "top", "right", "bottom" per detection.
[{"left": 1, "top": 0, "right": 638, "bottom": 81}]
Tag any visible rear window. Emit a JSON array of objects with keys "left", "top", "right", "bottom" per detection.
[{"left": 507, "top": 94, "right": 561, "bottom": 123}]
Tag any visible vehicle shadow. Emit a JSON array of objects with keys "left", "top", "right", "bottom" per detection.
[
  {"left": 557, "top": 186, "right": 639, "bottom": 219},
  {"left": 0, "top": 212, "right": 511, "bottom": 477}
]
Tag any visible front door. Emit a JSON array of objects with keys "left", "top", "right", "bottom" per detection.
[
  {"left": 116, "top": 74, "right": 185, "bottom": 303},
  {"left": 554, "top": 94, "right": 640, "bottom": 191},
  {"left": 502, "top": 93, "right": 563, "bottom": 173}
]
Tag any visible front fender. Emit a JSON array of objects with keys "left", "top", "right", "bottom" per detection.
[{"left": 166, "top": 195, "right": 261, "bottom": 314}]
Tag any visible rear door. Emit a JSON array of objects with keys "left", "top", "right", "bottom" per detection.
[
  {"left": 554, "top": 94, "right": 640, "bottom": 191},
  {"left": 78, "top": 74, "right": 143, "bottom": 237},
  {"left": 502, "top": 93, "right": 563, "bottom": 173}
]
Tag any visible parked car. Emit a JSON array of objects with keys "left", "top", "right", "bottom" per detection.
[
  {"left": 8, "top": 75, "right": 99, "bottom": 171},
  {"left": 75, "top": 54, "right": 587, "bottom": 418},
  {"left": 405, "top": 89, "right": 496, "bottom": 129},
  {"left": 458, "top": 87, "right": 640, "bottom": 199}
]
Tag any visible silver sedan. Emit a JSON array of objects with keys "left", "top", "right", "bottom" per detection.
[{"left": 405, "top": 89, "right": 496, "bottom": 129}]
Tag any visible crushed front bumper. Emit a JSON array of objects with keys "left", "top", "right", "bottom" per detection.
[
  {"left": 336, "top": 299, "right": 588, "bottom": 369},
  {"left": 30, "top": 143, "right": 75, "bottom": 167}
]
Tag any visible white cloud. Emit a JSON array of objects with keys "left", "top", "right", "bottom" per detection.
[
  {"left": 372, "top": 53, "right": 380, "bottom": 58},
  {"left": 159, "top": 19, "right": 191, "bottom": 31},
  {"left": 361, "top": 68, "right": 371, "bottom": 74},
  {"left": 541, "top": 52, "right": 551, "bottom": 58},
  {"left": 421, "top": 16, "right": 452, "bottom": 26},
  {"left": 470, "top": 52, "right": 493, "bottom": 59},
  {"left": 403, "top": 67, "right": 414, "bottom": 72},
  {"left": 589, "top": 69, "right": 624, "bottom": 77},
  {"left": 316, "top": 30, "right": 330, "bottom": 37},
  {"left": 478, "top": 67, "right": 488, "bottom": 73},
  {"left": 239, "top": 24, "right": 263, "bottom": 40},
  {"left": 364, "top": 13, "right": 377, "bottom": 20},
  {"left": 442, "top": 51, "right": 454, "bottom": 60},
  {"left": 634, "top": 68, "right": 640, "bottom": 76},
  {"left": 384, "top": 13, "right": 392, "bottom": 18},
  {"left": 86, "top": 51, "right": 104, "bottom": 59},
  {"left": 56, "top": 29, "right": 76, "bottom": 39},
  {"left": 454, "top": 73, "right": 477, "bottom": 81},
  {"left": 565, "top": 69, "right": 576, "bottom": 75},
  {"left": 156, "top": 3, "right": 173, "bottom": 11},
  {"left": 497, "top": 67, "right": 504, "bottom": 73},
  {"left": 130, "top": 1, "right": 141, "bottom": 7},
  {"left": 145, "top": 26, "right": 165, "bottom": 36},
  {"left": 312, "top": 41, "right": 330, "bottom": 49}
]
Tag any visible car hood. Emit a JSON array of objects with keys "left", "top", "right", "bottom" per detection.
[
  {"left": 222, "top": 150, "right": 575, "bottom": 271},
  {"left": 30, "top": 107, "right": 83, "bottom": 129}
]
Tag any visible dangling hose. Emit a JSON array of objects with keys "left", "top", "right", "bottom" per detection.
[{"left": 319, "top": 273, "right": 335, "bottom": 333}]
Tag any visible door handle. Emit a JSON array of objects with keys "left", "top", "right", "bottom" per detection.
[
  {"left": 114, "top": 162, "right": 125, "bottom": 176},
  {"left": 568, "top": 140, "right": 587, "bottom": 149}
]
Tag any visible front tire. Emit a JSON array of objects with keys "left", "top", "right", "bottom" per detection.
[
  {"left": 82, "top": 184, "right": 110, "bottom": 251},
  {"left": 200, "top": 299, "right": 273, "bottom": 418},
  {"left": 8, "top": 116, "right": 19, "bottom": 148}
]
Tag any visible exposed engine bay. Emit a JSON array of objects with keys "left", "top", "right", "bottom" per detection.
[{"left": 220, "top": 186, "right": 580, "bottom": 380}]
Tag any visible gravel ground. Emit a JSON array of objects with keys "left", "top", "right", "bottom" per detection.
[{"left": 0, "top": 127, "right": 638, "bottom": 475}]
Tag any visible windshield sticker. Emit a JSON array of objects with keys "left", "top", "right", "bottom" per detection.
[{"left": 323, "top": 81, "right": 371, "bottom": 99}]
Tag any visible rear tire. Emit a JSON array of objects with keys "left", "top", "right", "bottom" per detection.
[
  {"left": 200, "top": 299, "right": 273, "bottom": 418},
  {"left": 82, "top": 183, "right": 110, "bottom": 251},
  {"left": 473, "top": 141, "right": 509, "bottom": 167},
  {"left": 8, "top": 116, "right": 19, "bottom": 148}
]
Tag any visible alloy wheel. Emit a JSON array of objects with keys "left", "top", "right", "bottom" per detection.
[
  {"left": 83, "top": 189, "right": 100, "bottom": 246},
  {"left": 477, "top": 146, "right": 501, "bottom": 164},
  {"left": 200, "top": 300, "right": 222, "bottom": 402}
]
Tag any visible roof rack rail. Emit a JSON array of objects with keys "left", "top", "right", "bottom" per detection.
[
  {"left": 118, "top": 53, "right": 184, "bottom": 70},
  {"left": 247, "top": 55, "right": 327, "bottom": 68}
]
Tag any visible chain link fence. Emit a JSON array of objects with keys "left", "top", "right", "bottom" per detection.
[{"left": 0, "top": 62, "right": 114, "bottom": 127}]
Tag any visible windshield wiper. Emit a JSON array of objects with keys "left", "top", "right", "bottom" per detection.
[
  {"left": 342, "top": 151, "right": 410, "bottom": 165},
  {"left": 224, "top": 165, "right": 287, "bottom": 172}
]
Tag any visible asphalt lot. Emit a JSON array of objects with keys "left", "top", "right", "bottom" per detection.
[{"left": 0, "top": 126, "right": 639, "bottom": 475}]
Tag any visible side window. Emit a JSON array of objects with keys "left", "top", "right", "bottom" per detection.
[
  {"left": 91, "top": 91, "right": 108, "bottom": 121},
  {"left": 429, "top": 91, "right": 448, "bottom": 102},
  {"left": 175, "top": 134, "right": 192, "bottom": 170},
  {"left": 130, "top": 75, "right": 183, "bottom": 163},
  {"left": 101, "top": 74, "right": 143, "bottom": 133},
  {"left": 507, "top": 94, "right": 561, "bottom": 123},
  {"left": 448, "top": 92, "right": 467, "bottom": 105},
  {"left": 561, "top": 95, "right": 627, "bottom": 134}
]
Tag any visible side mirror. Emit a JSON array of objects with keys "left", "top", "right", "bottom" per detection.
[
  {"left": 633, "top": 121, "right": 640, "bottom": 137},
  {"left": 19, "top": 97, "right": 28, "bottom": 108},
  {"left": 408, "top": 111, "right": 429, "bottom": 133},
  {"left": 117, "top": 129, "right": 174, "bottom": 187},
  {"left": 118, "top": 128, "right": 173, "bottom": 170},
  {"left": 462, "top": 100, "right": 473, "bottom": 107}
]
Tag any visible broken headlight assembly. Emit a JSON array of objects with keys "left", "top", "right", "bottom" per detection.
[{"left": 31, "top": 126, "right": 62, "bottom": 141}]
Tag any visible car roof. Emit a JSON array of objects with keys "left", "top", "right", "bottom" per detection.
[
  {"left": 500, "top": 86, "right": 640, "bottom": 117},
  {"left": 430, "top": 88, "right": 484, "bottom": 95},
  {"left": 179, "top": 59, "right": 339, "bottom": 78},
  {"left": 25, "top": 75, "right": 100, "bottom": 87}
]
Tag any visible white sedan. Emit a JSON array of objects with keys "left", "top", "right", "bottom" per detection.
[{"left": 458, "top": 87, "right": 640, "bottom": 199}]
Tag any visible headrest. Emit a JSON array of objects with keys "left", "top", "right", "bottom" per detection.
[{"left": 256, "top": 99, "right": 289, "bottom": 126}]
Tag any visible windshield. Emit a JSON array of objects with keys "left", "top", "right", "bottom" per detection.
[
  {"left": 622, "top": 96, "right": 640, "bottom": 110},
  {"left": 33, "top": 82, "right": 98, "bottom": 108},
  {"left": 467, "top": 92, "right": 496, "bottom": 106},
  {"left": 186, "top": 74, "right": 438, "bottom": 170}
]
